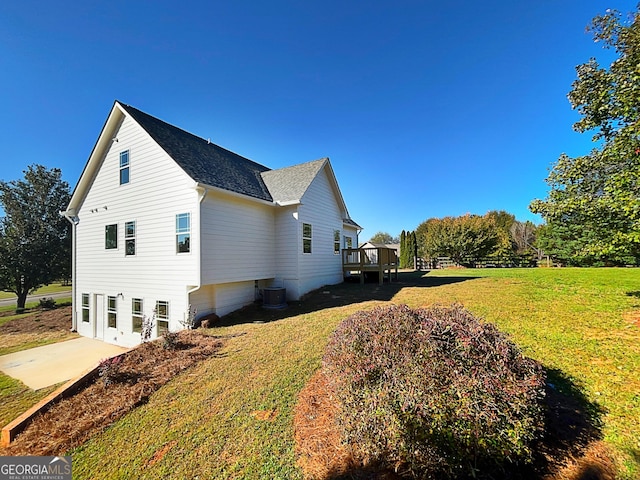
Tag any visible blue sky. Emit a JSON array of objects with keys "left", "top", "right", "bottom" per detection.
[{"left": 1, "top": 1, "right": 636, "bottom": 240}]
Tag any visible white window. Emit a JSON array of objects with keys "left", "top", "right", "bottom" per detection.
[
  {"left": 176, "top": 213, "right": 190, "bottom": 253},
  {"left": 125, "top": 221, "right": 136, "bottom": 256},
  {"left": 344, "top": 236, "right": 353, "bottom": 249},
  {"left": 81, "top": 294, "right": 90, "bottom": 323},
  {"left": 119, "top": 150, "right": 130, "bottom": 185},
  {"left": 156, "top": 300, "right": 169, "bottom": 334},
  {"left": 107, "top": 296, "right": 117, "bottom": 328},
  {"left": 132, "top": 298, "right": 143, "bottom": 333},
  {"left": 334, "top": 230, "right": 341, "bottom": 254},
  {"left": 105, "top": 224, "right": 117, "bottom": 249},
  {"left": 302, "top": 223, "right": 312, "bottom": 254}
]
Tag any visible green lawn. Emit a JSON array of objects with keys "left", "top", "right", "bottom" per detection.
[
  {"left": 13, "top": 269, "right": 640, "bottom": 479},
  {"left": 0, "top": 283, "right": 71, "bottom": 300}
]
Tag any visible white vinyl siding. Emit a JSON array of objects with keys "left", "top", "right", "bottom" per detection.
[
  {"left": 74, "top": 114, "right": 199, "bottom": 346},
  {"left": 296, "top": 167, "right": 344, "bottom": 294},
  {"left": 200, "top": 190, "right": 275, "bottom": 285}
]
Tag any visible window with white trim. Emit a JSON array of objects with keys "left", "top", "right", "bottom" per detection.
[
  {"left": 107, "top": 296, "right": 117, "bottom": 328},
  {"left": 334, "top": 230, "right": 341, "bottom": 254},
  {"left": 132, "top": 298, "right": 143, "bottom": 333},
  {"left": 105, "top": 224, "right": 117, "bottom": 249},
  {"left": 156, "top": 300, "right": 169, "bottom": 334},
  {"left": 176, "top": 213, "right": 190, "bottom": 253},
  {"left": 125, "top": 221, "right": 136, "bottom": 256},
  {"left": 344, "top": 236, "right": 353, "bottom": 249},
  {"left": 302, "top": 223, "right": 312, "bottom": 254},
  {"left": 81, "top": 294, "right": 90, "bottom": 323},
  {"left": 119, "top": 150, "right": 130, "bottom": 185}
]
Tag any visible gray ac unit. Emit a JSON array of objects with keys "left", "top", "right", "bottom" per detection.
[{"left": 262, "top": 287, "right": 287, "bottom": 309}]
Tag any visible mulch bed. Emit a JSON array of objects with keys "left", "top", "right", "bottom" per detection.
[
  {"left": 294, "top": 371, "right": 618, "bottom": 480},
  {"left": 0, "top": 331, "right": 225, "bottom": 456}
]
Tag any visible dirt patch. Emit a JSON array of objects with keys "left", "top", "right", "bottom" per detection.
[
  {"left": 0, "top": 306, "right": 72, "bottom": 334},
  {"left": 0, "top": 331, "right": 225, "bottom": 456},
  {"left": 622, "top": 310, "right": 640, "bottom": 329},
  {"left": 0, "top": 306, "right": 77, "bottom": 353}
]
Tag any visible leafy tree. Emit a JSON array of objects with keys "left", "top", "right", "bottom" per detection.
[
  {"left": 0, "top": 165, "right": 71, "bottom": 311},
  {"left": 537, "top": 221, "right": 636, "bottom": 266},
  {"left": 485, "top": 210, "right": 516, "bottom": 257},
  {"left": 368, "top": 231, "right": 397, "bottom": 244},
  {"left": 530, "top": 6, "right": 640, "bottom": 260},
  {"left": 417, "top": 215, "right": 499, "bottom": 267}
]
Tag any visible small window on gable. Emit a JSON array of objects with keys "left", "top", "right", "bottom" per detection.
[
  {"left": 132, "top": 298, "right": 143, "bottom": 333},
  {"left": 119, "top": 150, "right": 130, "bottom": 185},
  {"left": 156, "top": 300, "right": 169, "bottom": 334},
  {"left": 302, "top": 223, "right": 312, "bottom": 254},
  {"left": 81, "top": 294, "right": 90, "bottom": 323},
  {"left": 107, "top": 296, "right": 117, "bottom": 328},
  {"left": 105, "top": 224, "right": 117, "bottom": 249},
  {"left": 125, "top": 221, "right": 136, "bottom": 256},
  {"left": 334, "top": 230, "right": 341, "bottom": 254},
  {"left": 176, "top": 213, "right": 190, "bottom": 253}
]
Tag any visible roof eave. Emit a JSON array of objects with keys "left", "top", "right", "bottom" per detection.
[{"left": 194, "top": 182, "right": 277, "bottom": 207}]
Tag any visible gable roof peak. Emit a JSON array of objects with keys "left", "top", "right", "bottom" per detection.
[{"left": 117, "top": 102, "right": 274, "bottom": 202}]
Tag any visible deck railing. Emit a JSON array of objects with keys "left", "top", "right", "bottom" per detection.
[{"left": 342, "top": 247, "right": 398, "bottom": 284}]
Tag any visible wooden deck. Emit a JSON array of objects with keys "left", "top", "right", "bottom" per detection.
[{"left": 342, "top": 247, "right": 398, "bottom": 284}]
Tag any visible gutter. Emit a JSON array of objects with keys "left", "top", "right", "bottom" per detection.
[
  {"left": 185, "top": 186, "right": 209, "bottom": 321},
  {"left": 60, "top": 209, "right": 79, "bottom": 332}
]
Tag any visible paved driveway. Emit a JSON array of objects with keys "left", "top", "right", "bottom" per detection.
[{"left": 0, "top": 337, "right": 129, "bottom": 390}]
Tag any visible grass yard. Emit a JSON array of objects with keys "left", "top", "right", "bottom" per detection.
[
  {"left": 57, "top": 267, "right": 640, "bottom": 479},
  {"left": 0, "top": 283, "right": 71, "bottom": 300}
]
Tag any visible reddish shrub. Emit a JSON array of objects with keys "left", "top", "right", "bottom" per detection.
[{"left": 322, "top": 304, "right": 546, "bottom": 478}]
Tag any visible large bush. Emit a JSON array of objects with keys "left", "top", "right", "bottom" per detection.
[{"left": 322, "top": 304, "right": 546, "bottom": 478}]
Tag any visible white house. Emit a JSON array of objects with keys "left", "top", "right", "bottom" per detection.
[{"left": 63, "top": 101, "right": 361, "bottom": 347}]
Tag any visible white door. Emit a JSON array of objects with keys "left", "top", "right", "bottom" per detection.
[{"left": 94, "top": 294, "right": 105, "bottom": 340}]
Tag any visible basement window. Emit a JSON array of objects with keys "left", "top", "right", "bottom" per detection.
[
  {"left": 302, "top": 223, "right": 312, "bottom": 254},
  {"left": 156, "top": 300, "right": 169, "bottom": 334},
  {"left": 81, "top": 294, "right": 90, "bottom": 323},
  {"left": 107, "top": 296, "right": 117, "bottom": 329},
  {"left": 132, "top": 298, "right": 143, "bottom": 333}
]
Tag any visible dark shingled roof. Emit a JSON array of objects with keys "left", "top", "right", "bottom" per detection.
[{"left": 119, "top": 102, "right": 273, "bottom": 202}]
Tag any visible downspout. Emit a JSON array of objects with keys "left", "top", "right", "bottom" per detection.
[
  {"left": 185, "top": 186, "right": 209, "bottom": 321},
  {"left": 60, "top": 210, "right": 79, "bottom": 332}
]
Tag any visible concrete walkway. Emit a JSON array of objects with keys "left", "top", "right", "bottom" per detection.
[{"left": 0, "top": 337, "right": 129, "bottom": 390}]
